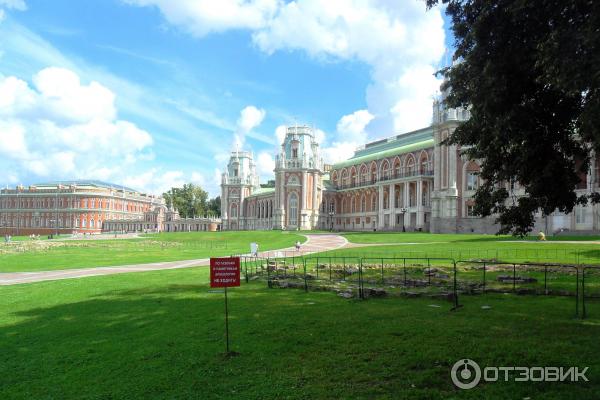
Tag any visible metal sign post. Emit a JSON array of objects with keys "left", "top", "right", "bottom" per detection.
[{"left": 210, "top": 257, "right": 240, "bottom": 355}]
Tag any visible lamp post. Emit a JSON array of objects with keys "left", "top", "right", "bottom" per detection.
[
  {"left": 55, "top": 186, "right": 59, "bottom": 237},
  {"left": 328, "top": 211, "right": 334, "bottom": 232},
  {"left": 16, "top": 186, "right": 20, "bottom": 237}
]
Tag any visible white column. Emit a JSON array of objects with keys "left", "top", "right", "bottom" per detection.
[
  {"left": 377, "top": 184, "right": 384, "bottom": 228},
  {"left": 389, "top": 184, "right": 395, "bottom": 228},
  {"left": 404, "top": 182, "right": 410, "bottom": 228},
  {"left": 416, "top": 179, "right": 424, "bottom": 228},
  {"left": 434, "top": 131, "right": 441, "bottom": 191}
]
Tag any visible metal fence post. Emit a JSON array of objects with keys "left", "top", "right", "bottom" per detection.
[
  {"left": 427, "top": 258, "right": 431, "bottom": 286},
  {"left": 452, "top": 261, "right": 460, "bottom": 310},
  {"left": 576, "top": 267, "right": 580, "bottom": 318},
  {"left": 245, "top": 257, "right": 249, "bottom": 283},
  {"left": 581, "top": 268, "right": 586, "bottom": 319},
  {"left": 359, "top": 259, "right": 364, "bottom": 299},
  {"left": 483, "top": 262, "right": 486, "bottom": 293},
  {"left": 267, "top": 257, "right": 272, "bottom": 289},
  {"left": 303, "top": 258, "right": 308, "bottom": 293}
]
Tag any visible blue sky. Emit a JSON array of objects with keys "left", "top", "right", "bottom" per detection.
[{"left": 0, "top": 0, "right": 452, "bottom": 196}]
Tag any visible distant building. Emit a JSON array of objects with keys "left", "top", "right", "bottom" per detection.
[
  {"left": 221, "top": 92, "right": 600, "bottom": 234},
  {"left": 0, "top": 180, "right": 162, "bottom": 235}
]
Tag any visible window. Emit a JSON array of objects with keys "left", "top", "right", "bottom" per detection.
[
  {"left": 576, "top": 207, "right": 586, "bottom": 224},
  {"left": 292, "top": 148, "right": 298, "bottom": 158},
  {"left": 234, "top": 168, "right": 238, "bottom": 177},
  {"left": 361, "top": 196, "right": 366, "bottom": 212},
  {"left": 289, "top": 193, "right": 298, "bottom": 223},
  {"left": 230, "top": 204, "right": 238, "bottom": 218},
  {"left": 466, "top": 204, "right": 476, "bottom": 217},
  {"left": 329, "top": 202, "right": 335, "bottom": 213},
  {"left": 371, "top": 196, "right": 377, "bottom": 211},
  {"left": 467, "top": 172, "right": 478, "bottom": 191}
]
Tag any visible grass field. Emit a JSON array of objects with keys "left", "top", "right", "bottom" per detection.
[
  {"left": 334, "top": 232, "right": 600, "bottom": 264},
  {"left": 1, "top": 267, "right": 599, "bottom": 399},
  {"left": 0, "top": 231, "right": 305, "bottom": 273}
]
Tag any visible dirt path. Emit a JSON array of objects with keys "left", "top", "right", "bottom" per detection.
[{"left": 0, "top": 234, "right": 349, "bottom": 286}]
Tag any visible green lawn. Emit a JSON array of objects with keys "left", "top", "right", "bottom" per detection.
[
  {"left": 0, "top": 267, "right": 598, "bottom": 399},
  {"left": 336, "top": 232, "right": 600, "bottom": 264},
  {"left": 0, "top": 231, "right": 305, "bottom": 273}
]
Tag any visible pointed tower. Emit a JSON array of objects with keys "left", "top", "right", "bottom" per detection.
[
  {"left": 274, "top": 125, "right": 324, "bottom": 230},
  {"left": 221, "top": 150, "right": 259, "bottom": 230}
]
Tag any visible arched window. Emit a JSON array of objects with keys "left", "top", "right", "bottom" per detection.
[
  {"left": 371, "top": 195, "right": 377, "bottom": 211},
  {"left": 361, "top": 195, "right": 366, "bottom": 212},
  {"left": 351, "top": 197, "right": 355, "bottom": 213},
  {"left": 289, "top": 193, "right": 298, "bottom": 223},
  {"left": 230, "top": 204, "right": 238, "bottom": 218}
]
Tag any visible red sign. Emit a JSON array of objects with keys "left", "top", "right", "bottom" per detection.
[{"left": 210, "top": 257, "right": 241, "bottom": 288}]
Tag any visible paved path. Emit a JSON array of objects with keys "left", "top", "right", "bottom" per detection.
[{"left": 0, "top": 234, "right": 348, "bottom": 286}]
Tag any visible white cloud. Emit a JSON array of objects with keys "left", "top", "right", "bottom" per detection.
[
  {"left": 125, "top": 0, "right": 446, "bottom": 134},
  {"left": 256, "top": 150, "right": 275, "bottom": 179},
  {"left": 0, "top": 67, "right": 156, "bottom": 188},
  {"left": 0, "top": 0, "right": 26, "bottom": 11},
  {"left": 320, "top": 110, "right": 373, "bottom": 164},
  {"left": 0, "top": 9, "right": 5, "bottom": 22},
  {"left": 124, "top": 0, "right": 279, "bottom": 37},
  {"left": 122, "top": 168, "right": 186, "bottom": 195},
  {"left": 336, "top": 109, "right": 374, "bottom": 143},
  {"left": 191, "top": 171, "right": 205, "bottom": 185},
  {"left": 275, "top": 124, "right": 286, "bottom": 146},
  {"left": 234, "top": 105, "right": 266, "bottom": 147}
]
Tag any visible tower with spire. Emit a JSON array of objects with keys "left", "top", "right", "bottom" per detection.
[
  {"left": 274, "top": 124, "right": 324, "bottom": 230},
  {"left": 220, "top": 149, "right": 259, "bottom": 230}
]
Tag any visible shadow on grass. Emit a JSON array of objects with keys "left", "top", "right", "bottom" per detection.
[{"left": 1, "top": 283, "right": 600, "bottom": 399}]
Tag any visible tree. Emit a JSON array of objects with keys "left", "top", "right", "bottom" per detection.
[
  {"left": 207, "top": 196, "right": 221, "bottom": 217},
  {"left": 426, "top": 0, "right": 600, "bottom": 235},
  {"left": 162, "top": 183, "right": 209, "bottom": 218}
]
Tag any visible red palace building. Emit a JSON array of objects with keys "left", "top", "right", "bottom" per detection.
[{"left": 0, "top": 180, "right": 162, "bottom": 236}]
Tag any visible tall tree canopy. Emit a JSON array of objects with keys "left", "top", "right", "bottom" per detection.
[
  {"left": 163, "top": 183, "right": 210, "bottom": 218},
  {"left": 207, "top": 196, "right": 221, "bottom": 217},
  {"left": 427, "top": 0, "right": 600, "bottom": 235}
]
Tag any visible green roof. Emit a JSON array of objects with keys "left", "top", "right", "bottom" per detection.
[
  {"left": 332, "top": 138, "right": 434, "bottom": 169},
  {"left": 247, "top": 187, "right": 275, "bottom": 198}
]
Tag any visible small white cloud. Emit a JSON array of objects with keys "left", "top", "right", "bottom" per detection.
[
  {"left": 336, "top": 109, "right": 374, "bottom": 143},
  {"left": 256, "top": 151, "right": 275, "bottom": 178},
  {"left": 320, "top": 110, "right": 373, "bottom": 164},
  {"left": 0, "top": 0, "right": 27, "bottom": 11},
  {"left": 234, "top": 105, "right": 266, "bottom": 147},
  {"left": 275, "top": 124, "right": 286, "bottom": 146},
  {"left": 191, "top": 171, "right": 205, "bottom": 185}
]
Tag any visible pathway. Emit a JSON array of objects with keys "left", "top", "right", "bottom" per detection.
[{"left": 0, "top": 234, "right": 348, "bottom": 286}]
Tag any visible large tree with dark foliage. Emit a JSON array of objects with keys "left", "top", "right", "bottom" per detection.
[
  {"left": 207, "top": 196, "right": 221, "bottom": 217},
  {"left": 427, "top": 0, "right": 600, "bottom": 235}
]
